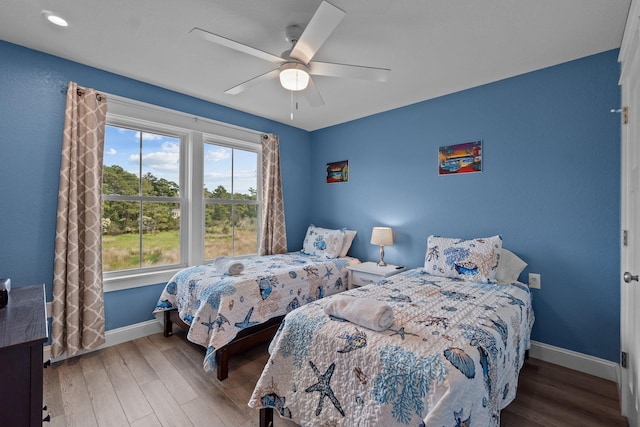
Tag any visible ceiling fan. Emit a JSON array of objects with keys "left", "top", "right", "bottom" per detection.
[{"left": 190, "top": 1, "right": 390, "bottom": 108}]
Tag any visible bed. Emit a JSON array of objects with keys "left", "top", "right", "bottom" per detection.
[
  {"left": 153, "top": 225, "right": 359, "bottom": 380},
  {"left": 248, "top": 235, "right": 535, "bottom": 426}
]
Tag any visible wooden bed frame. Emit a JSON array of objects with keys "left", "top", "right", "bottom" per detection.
[
  {"left": 260, "top": 408, "right": 273, "bottom": 427},
  {"left": 163, "top": 309, "right": 282, "bottom": 381}
]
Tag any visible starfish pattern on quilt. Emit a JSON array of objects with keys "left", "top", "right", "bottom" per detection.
[
  {"left": 234, "top": 307, "right": 260, "bottom": 329},
  {"left": 324, "top": 267, "right": 334, "bottom": 279},
  {"left": 305, "top": 361, "right": 345, "bottom": 417},
  {"left": 201, "top": 315, "right": 216, "bottom": 333}
]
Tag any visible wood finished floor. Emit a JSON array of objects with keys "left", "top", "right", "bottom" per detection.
[{"left": 43, "top": 330, "right": 628, "bottom": 427}]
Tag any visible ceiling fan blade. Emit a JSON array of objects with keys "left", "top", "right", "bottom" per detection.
[
  {"left": 289, "top": 1, "right": 346, "bottom": 64},
  {"left": 309, "top": 61, "right": 390, "bottom": 82},
  {"left": 190, "top": 27, "right": 284, "bottom": 64},
  {"left": 225, "top": 69, "right": 280, "bottom": 95},
  {"left": 304, "top": 77, "right": 325, "bottom": 108}
]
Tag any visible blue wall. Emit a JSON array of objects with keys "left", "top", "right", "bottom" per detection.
[
  {"left": 0, "top": 41, "right": 311, "bottom": 330},
  {"left": 0, "top": 39, "right": 622, "bottom": 362},
  {"left": 309, "top": 50, "right": 621, "bottom": 362}
]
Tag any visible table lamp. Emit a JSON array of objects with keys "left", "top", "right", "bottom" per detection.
[{"left": 370, "top": 227, "right": 393, "bottom": 266}]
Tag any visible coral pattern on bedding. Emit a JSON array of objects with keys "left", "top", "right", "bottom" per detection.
[
  {"left": 153, "top": 252, "right": 358, "bottom": 372},
  {"left": 249, "top": 268, "right": 534, "bottom": 427}
]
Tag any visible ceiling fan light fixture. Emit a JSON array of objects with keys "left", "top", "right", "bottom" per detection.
[{"left": 279, "top": 63, "right": 310, "bottom": 91}]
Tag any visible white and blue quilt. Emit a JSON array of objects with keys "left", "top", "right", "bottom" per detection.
[
  {"left": 248, "top": 268, "right": 534, "bottom": 426},
  {"left": 153, "top": 252, "right": 359, "bottom": 372}
]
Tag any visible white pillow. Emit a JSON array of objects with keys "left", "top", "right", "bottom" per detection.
[
  {"left": 495, "top": 248, "right": 527, "bottom": 284},
  {"left": 301, "top": 225, "right": 345, "bottom": 259},
  {"left": 424, "top": 235, "right": 502, "bottom": 283},
  {"left": 339, "top": 229, "right": 357, "bottom": 257}
]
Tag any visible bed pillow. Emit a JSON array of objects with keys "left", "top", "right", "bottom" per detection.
[
  {"left": 301, "top": 225, "right": 345, "bottom": 258},
  {"left": 495, "top": 248, "right": 527, "bottom": 284},
  {"left": 424, "top": 235, "right": 502, "bottom": 283},
  {"left": 339, "top": 229, "right": 357, "bottom": 257}
]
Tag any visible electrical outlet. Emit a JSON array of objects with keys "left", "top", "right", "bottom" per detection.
[{"left": 528, "top": 273, "right": 541, "bottom": 289}]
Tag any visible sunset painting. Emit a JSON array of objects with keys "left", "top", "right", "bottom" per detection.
[
  {"left": 326, "top": 160, "right": 349, "bottom": 183},
  {"left": 438, "top": 141, "right": 482, "bottom": 175}
]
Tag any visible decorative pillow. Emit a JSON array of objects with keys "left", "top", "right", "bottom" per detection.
[
  {"left": 339, "top": 229, "right": 357, "bottom": 257},
  {"left": 424, "top": 235, "right": 502, "bottom": 283},
  {"left": 495, "top": 248, "right": 527, "bottom": 284},
  {"left": 301, "top": 225, "right": 345, "bottom": 259}
]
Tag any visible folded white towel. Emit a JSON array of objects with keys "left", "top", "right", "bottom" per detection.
[
  {"left": 323, "top": 295, "right": 394, "bottom": 331},
  {"left": 226, "top": 262, "right": 244, "bottom": 275},
  {"left": 214, "top": 257, "right": 245, "bottom": 276}
]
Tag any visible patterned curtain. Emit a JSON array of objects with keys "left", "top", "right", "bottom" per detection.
[
  {"left": 259, "top": 133, "right": 288, "bottom": 255},
  {"left": 51, "top": 82, "right": 107, "bottom": 358}
]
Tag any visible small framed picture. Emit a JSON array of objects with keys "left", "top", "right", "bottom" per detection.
[
  {"left": 438, "top": 140, "right": 482, "bottom": 175},
  {"left": 326, "top": 160, "right": 349, "bottom": 183}
]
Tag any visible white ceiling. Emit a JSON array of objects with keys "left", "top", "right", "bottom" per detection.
[{"left": 0, "top": 0, "right": 631, "bottom": 131}]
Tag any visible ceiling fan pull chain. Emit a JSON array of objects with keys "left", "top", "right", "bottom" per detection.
[{"left": 290, "top": 90, "right": 294, "bottom": 121}]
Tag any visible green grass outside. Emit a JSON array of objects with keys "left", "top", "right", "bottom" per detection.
[{"left": 103, "top": 228, "right": 257, "bottom": 272}]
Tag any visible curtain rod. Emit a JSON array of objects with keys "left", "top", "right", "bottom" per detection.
[
  {"left": 59, "top": 86, "right": 105, "bottom": 101},
  {"left": 60, "top": 85, "right": 266, "bottom": 137}
]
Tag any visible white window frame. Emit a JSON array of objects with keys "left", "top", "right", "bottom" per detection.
[
  {"left": 202, "top": 136, "right": 262, "bottom": 259},
  {"left": 104, "top": 95, "right": 263, "bottom": 292}
]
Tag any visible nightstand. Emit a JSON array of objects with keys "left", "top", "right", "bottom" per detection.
[{"left": 347, "top": 261, "right": 406, "bottom": 289}]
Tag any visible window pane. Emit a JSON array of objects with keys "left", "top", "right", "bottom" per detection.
[
  {"left": 141, "top": 132, "right": 180, "bottom": 197},
  {"left": 233, "top": 150, "right": 257, "bottom": 200},
  {"left": 204, "top": 202, "right": 233, "bottom": 259},
  {"left": 103, "top": 125, "right": 182, "bottom": 273},
  {"left": 104, "top": 125, "right": 141, "bottom": 196},
  {"left": 204, "top": 203, "right": 257, "bottom": 259},
  {"left": 204, "top": 144, "right": 232, "bottom": 198},
  {"left": 234, "top": 204, "right": 257, "bottom": 255},
  {"left": 141, "top": 201, "right": 181, "bottom": 267},
  {"left": 203, "top": 144, "right": 258, "bottom": 260},
  {"left": 102, "top": 200, "right": 141, "bottom": 272}
]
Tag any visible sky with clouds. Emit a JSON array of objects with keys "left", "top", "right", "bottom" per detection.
[{"left": 104, "top": 125, "right": 257, "bottom": 195}]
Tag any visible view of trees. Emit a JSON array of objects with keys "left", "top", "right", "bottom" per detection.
[
  {"left": 204, "top": 184, "right": 257, "bottom": 235},
  {"left": 102, "top": 165, "right": 258, "bottom": 270},
  {"left": 102, "top": 165, "right": 180, "bottom": 235},
  {"left": 203, "top": 180, "right": 258, "bottom": 259},
  {"left": 102, "top": 165, "right": 257, "bottom": 236}
]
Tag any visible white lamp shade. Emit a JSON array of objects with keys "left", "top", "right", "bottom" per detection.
[
  {"left": 370, "top": 227, "right": 393, "bottom": 246},
  {"left": 279, "top": 63, "right": 310, "bottom": 91}
]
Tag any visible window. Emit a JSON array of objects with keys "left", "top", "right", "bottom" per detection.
[
  {"left": 103, "top": 96, "right": 262, "bottom": 291},
  {"left": 102, "top": 126, "right": 182, "bottom": 272},
  {"left": 203, "top": 142, "right": 259, "bottom": 260}
]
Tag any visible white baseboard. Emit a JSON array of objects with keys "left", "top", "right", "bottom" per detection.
[
  {"left": 43, "top": 318, "right": 163, "bottom": 363},
  {"left": 529, "top": 340, "right": 620, "bottom": 383}
]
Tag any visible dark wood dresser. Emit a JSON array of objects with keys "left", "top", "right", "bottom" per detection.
[{"left": 0, "top": 284, "right": 48, "bottom": 426}]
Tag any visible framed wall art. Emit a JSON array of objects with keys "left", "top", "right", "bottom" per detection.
[
  {"left": 326, "top": 160, "right": 349, "bottom": 183},
  {"left": 438, "top": 140, "right": 482, "bottom": 175}
]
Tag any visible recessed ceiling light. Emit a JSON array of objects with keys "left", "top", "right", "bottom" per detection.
[{"left": 43, "top": 12, "right": 68, "bottom": 27}]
